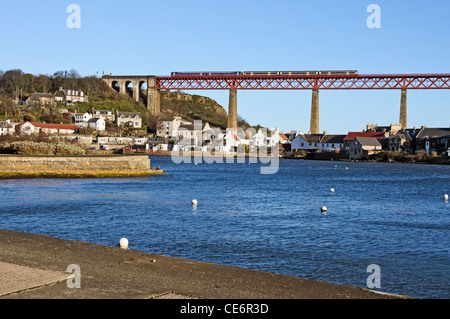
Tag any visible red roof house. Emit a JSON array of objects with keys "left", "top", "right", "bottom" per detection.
[
  {"left": 343, "top": 131, "right": 386, "bottom": 153},
  {"left": 343, "top": 131, "right": 386, "bottom": 141},
  {"left": 29, "top": 122, "right": 77, "bottom": 134}
]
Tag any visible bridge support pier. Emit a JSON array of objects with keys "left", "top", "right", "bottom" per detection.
[
  {"left": 228, "top": 89, "right": 237, "bottom": 130},
  {"left": 309, "top": 89, "right": 319, "bottom": 134},
  {"left": 147, "top": 76, "right": 160, "bottom": 114},
  {"left": 133, "top": 81, "right": 140, "bottom": 103},
  {"left": 400, "top": 89, "right": 407, "bottom": 129},
  {"left": 119, "top": 80, "right": 126, "bottom": 95}
]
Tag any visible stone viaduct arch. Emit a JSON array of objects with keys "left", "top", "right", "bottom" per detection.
[{"left": 102, "top": 75, "right": 160, "bottom": 114}]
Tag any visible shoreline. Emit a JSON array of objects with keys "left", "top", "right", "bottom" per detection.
[
  {"left": 0, "top": 229, "right": 412, "bottom": 299},
  {"left": 0, "top": 154, "right": 164, "bottom": 179}
]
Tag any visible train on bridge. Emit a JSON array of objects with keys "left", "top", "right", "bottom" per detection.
[{"left": 171, "top": 70, "right": 359, "bottom": 76}]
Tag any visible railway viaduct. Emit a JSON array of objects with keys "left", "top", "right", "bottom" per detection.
[
  {"left": 102, "top": 75, "right": 160, "bottom": 114},
  {"left": 103, "top": 73, "right": 450, "bottom": 133}
]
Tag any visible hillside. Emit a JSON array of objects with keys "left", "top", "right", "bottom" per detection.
[
  {"left": 158, "top": 90, "right": 228, "bottom": 128},
  {"left": 0, "top": 69, "right": 252, "bottom": 132}
]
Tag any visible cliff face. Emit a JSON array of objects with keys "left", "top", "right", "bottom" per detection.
[{"left": 159, "top": 90, "right": 228, "bottom": 128}]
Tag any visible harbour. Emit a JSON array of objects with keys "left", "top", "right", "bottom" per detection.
[{"left": 0, "top": 156, "right": 448, "bottom": 299}]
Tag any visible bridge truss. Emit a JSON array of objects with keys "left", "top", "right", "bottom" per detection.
[{"left": 156, "top": 73, "right": 450, "bottom": 90}]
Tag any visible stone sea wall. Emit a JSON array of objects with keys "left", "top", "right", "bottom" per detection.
[{"left": 0, "top": 155, "right": 164, "bottom": 178}]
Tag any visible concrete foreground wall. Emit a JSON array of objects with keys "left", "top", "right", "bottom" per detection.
[{"left": 0, "top": 155, "right": 162, "bottom": 178}]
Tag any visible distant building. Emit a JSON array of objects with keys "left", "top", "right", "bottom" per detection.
[
  {"left": 290, "top": 133, "right": 323, "bottom": 151},
  {"left": 209, "top": 130, "right": 239, "bottom": 153},
  {"left": 366, "top": 123, "right": 402, "bottom": 136},
  {"left": 348, "top": 136, "right": 382, "bottom": 160},
  {"left": 54, "top": 88, "right": 88, "bottom": 103},
  {"left": 92, "top": 109, "right": 115, "bottom": 122},
  {"left": 387, "top": 131, "right": 413, "bottom": 153},
  {"left": 0, "top": 120, "right": 15, "bottom": 135},
  {"left": 17, "top": 122, "right": 37, "bottom": 135},
  {"left": 251, "top": 129, "right": 269, "bottom": 147},
  {"left": 156, "top": 116, "right": 191, "bottom": 138},
  {"left": 18, "top": 122, "right": 77, "bottom": 135},
  {"left": 177, "top": 122, "right": 211, "bottom": 146},
  {"left": 88, "top": 117, "right": 106, "bottom": 131},
  {"left": 116, "top": 111, "right": 142, "bottom": 128},
  {"left": 26, "top": 93, "right": 54, "bottom": 106},
  {"left": 343, "top": 132, "right": 385, "bottom": 153},
  {"left": 268, "top": 129, "right": 289, "bottom": 147},
  {"left": 291, "top": 133, "right": 345, "bottom": 152},
  {"left": 414, "top": 127, "right": 450, "bottom": 154},
  {"left": 61, "top": 111, "right": 77, "bottom": 119},
  {"left": 318, "top": 134, "right": 346, "bottom": 152},
  {"left": 73, "top": 112, "right": 92, "bottom": 128},
  {"left": 435, "top": 134, "right": 450, "bottom": 156}
]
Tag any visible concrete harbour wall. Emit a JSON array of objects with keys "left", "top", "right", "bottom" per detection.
[{"left": 0, "top": 155, "right": 163, "bottom": 178}]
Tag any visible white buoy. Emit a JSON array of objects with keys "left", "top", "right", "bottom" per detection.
[
  {"left": 119, "top": 237, "right": 129, "bottom": 249},
  {"left": 191, "top": 199, "right": 198, "bottom": 206},
  {"left": 321, "top": 206, "right": 327, "bottom": 213},
  {"left": 445, "top": 194, "right": 449, "bottom": 201},
  {"left": 330, "top": 188, "right": 335, "bottom": 193}
]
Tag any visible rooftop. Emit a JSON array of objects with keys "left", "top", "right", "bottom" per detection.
[
  {"left": 320, "top": 134, "right": 346, "bottom": 144},
  {"left": 416, "top": 127, "right": 450, "bottom": 139},
  {"left": 29, "top": 122, "right": 77, "bottom": 130},
  {"left": 355, "top": 136, "right": 382, "bottom": 147},
  {"left": 344, "top": 131, "right": 385, "bottom": 141}
]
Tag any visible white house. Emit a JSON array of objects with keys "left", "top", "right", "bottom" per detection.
[
  {"left": 73, "top": 112, "right": 92, "bottom": 127},
  {"left": 116, "top": 112, "right": 142, "bottom": 128},
  {"left": 88, "top": 117, "right": 106, "bottom": 131},
  {"left": 268, "top": 129, "right": 289, "bottom": 147},
  {"left": 177, "top": 122, "right": 211, "bottom": 147},
  {"left": 18, "top": 122, "right": 38, "bottom": 134},
  {"left": 0, "top": 121, "right": 15, "bottom": 135},
  {"left": 55, "top": 88, "right": 88, "bottom": 103},
  {"left": 291, "top": 133, "right": 322, "bottom": 151},
  {"left": 92, "top": 109, "right": 115, "bottom": 122},
  {"left": 156, "top": 116, "right": 191, "bottom": 138},
  {"left": 18, "top": 122, "right": 77, "bottom": 135},
  {"left": 221, "top": 130, "right": 240, "bottom": 152},
  {"left": 251, "top": 129, "right": 268, "bottom": 147},
  {"left": 318, "top": 135, "right": 346, "bottom": 152}
]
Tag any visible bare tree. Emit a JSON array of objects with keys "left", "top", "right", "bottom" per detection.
[
  {"left": 0, "top": 95, "right": 17, "bottom": 117},
  {"left": 2, "top": 69, "right": 24, "bottom": 104},
  {"left": 37, "top": 74, "right": 52, "bottom": 93}
]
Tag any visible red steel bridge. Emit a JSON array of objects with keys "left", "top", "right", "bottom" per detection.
[
  {"left": 156, "top": 73, "right": 450, "bottom": 90},
  {"left": 103, "top": 73, "right": 450, "bottom": 133}
]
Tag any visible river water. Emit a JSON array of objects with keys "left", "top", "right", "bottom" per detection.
[{"left": 0, "top": 156, "right": 448, "bottom": 298}]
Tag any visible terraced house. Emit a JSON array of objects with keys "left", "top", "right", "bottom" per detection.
[
  {"left": 116, "top": 111, "right": 142, "bottom": 128},
  {"left": 54, "top": 88, "right": 88, "bottom": 103}
]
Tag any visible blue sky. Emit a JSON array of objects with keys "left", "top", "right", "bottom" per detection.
[{"left": 1, "top": 0, "right": 449, "bottom": 133}]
